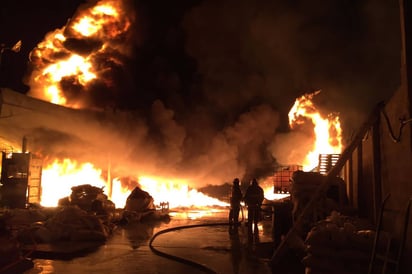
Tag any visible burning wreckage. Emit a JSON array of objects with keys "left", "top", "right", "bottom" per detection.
[
  {"left": 1, "top": 86, "right": 409, "bottom": 273},
  {"left": 0, "top": 183, "right": 169, "bottom": 272},
  {"left": 0, "top": 0, "right": 409, "bottom": 271},
  {"left": 0, "top": 86, "right": 174, "bottom": 272},
  {"left": 0, "top": 78, "right": 387, "bottom": 274}
]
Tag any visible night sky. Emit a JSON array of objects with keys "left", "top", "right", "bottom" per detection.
[{"left": 0, "top": 0, "right": 403, "bottom": 184}]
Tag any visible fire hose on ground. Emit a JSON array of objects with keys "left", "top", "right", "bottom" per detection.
[{"left": 148, "top": 205, "right": 246, "bottom": 274}]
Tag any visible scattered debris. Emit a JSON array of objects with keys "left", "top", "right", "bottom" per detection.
[
  {"left": 0, "top": 214, "right": 34, "bottom": 274},
  {"left": 121, "top": 186, "right": 169, "bottom": 224},
  {"left": 58, "top": 184, "right": 116, "bottom": 220},
  {"left": 302, "top": 211, "right": 376, "bottom": 274},
  {"left": 0, "top": 183, "right": 170, "bottom": 263},
  {"left": 290, "top": 171, "right": 348, "bottom": 235}
]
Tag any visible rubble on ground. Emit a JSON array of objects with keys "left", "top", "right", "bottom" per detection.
[
  {"left": 16, "top": 206, "right": 110, "bottom": 244},
  {"left": 58, "top": 184, "right": 116, "bottom": 221},
  {"left": 0, "top": 183, "right": 170, "bottom": 265},
  {"left": 290, "top": 171, "right": 349, "bottom": 236},
  {"left": 121, "top": 186, "right": 169, "bottom": 223},
  {"left": 302, "top": 211, "right": 378, "bottom": 274},
  {"left": 0, "top": 214, "right": 34, "bottom": 273}
]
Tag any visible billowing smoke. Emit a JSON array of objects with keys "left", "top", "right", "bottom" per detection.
[
  {"left": 18, "top": 97, "right": 280, "bottom": 186},
  {"left": 186, "top": 0, "right": 400, "bottom": 123},
  {"left": 1, "top": 0, "right": 401, "bottom": 187},
  {"left": 24, "top": 0, "right": 136, "bottom": 109}
]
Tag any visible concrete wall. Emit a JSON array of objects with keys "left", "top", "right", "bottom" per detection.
[
  {"left": 344, "top": 83, "right": 412, "bottom": 272},
  {"left": 358, "top": 125, "right": 376, "bottom": 221},
  {"left": 378, "top": 85, "right": 412, "bottom": 272},
  {"left": 357, "top": 1, "right": 412, "bottom": 265}
]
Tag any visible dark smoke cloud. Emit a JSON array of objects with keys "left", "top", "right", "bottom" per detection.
[
  {"left": 0, "top": 0, "right": 402, "bottom": 187},
  {"left": 182, "top": 0, "right": 400, "bottom": 128}
]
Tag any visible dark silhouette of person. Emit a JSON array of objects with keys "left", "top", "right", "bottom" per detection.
[
  {"left": 229, "top": 178, "right": 243, "bottom": 230},
  {"left": 243, "top": 178, "right": 264, "bottom": 235}
]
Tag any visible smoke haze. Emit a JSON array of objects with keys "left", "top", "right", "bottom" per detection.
[{"left": 0, "top": 0, "right": 402, "bottom": 186}]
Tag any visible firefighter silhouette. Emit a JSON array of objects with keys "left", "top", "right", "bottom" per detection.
[
  {"left": 228, "top": 178, "right": 243, "bottom": 231},
  {"left": 243, "top": 178, "right": 264, "bottom": 235}
]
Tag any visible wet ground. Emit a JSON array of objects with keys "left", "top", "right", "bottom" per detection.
[{"left": 23, "top": 209, "right": 277, "bottom": 274}]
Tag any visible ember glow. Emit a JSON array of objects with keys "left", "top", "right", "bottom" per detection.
[{"left": 288, "top": 90, "right": 343, "bottom": 170}]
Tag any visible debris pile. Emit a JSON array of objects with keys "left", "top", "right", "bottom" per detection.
[
  {"left": 125, "top": 187, "right": 156, "bottom": 212},
  {"left": 302, "top": 211, "right": 378, "bottom": 274},
  {"left": 5, "top": 208, "right": 48, "bottom": 226},
  {"left": 17, "top": 206, "right": 109, "bottom": 244},
  {"left": 290, "top": 171, "right": 347, "bottom": 234},
  {"left": 121, "top": 187, "right": 161, "bottom": 223},
  {"left": 0, "top": 182, "right": 170, "bottom": 264},
  {"left": 0, "top": 214, "right": 33, "bottom": 273},
  {"left": 58, "top": 184, "right": 116, "bottom": 220}
]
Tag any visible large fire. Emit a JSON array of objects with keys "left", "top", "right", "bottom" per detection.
[
  {"left": 22, "top": 0, "right": 342, "bottom": 208},
  {"left": 27, "top": 0, "right": 131, "bottom": 108},
  {"left": 40, "top": 159, "right": 227, "bottom": 209},
  {"left": 23, "top": 0, "right": 232, "bottom": 209},
  {"left": 288, "top": 90, "right": 342, "bottom": 171}
]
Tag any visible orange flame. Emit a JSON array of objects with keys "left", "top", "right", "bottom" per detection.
[
  {"left": 27, "top": 0, "right": 321, "bottom": 207},
  {"left": 288, "top": 90, "right": 343, "bottom": 171},
  {"left": 26, "top": 0, "right": 232, "bottom": 210},
  {"left": 27, "top": 0, "right": 132, "bottom": 108},
  {"left": 260, "top": 177, "right": 291, "bottom": 200},
  {"left": 138, "top": 176, "right": 228, "bottom": 208},
  {"left": 41, "top": 159, "right": 107, "bottom": 207},
  {"left": 40, "top": 159, "right": 228, "bottom": 209}
]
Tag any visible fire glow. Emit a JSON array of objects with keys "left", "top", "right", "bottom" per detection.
[
  {"left": 41, "top": 159, "right": 106, "bottom": 207},
  {"left": 25, "top": 0, "right": 342, "bottom": 208},
  {"left": 26, "top": 0, "right": 232, "bottom": 209},
  {"left": 27, "top": 0, "right": 131, "bottom": 108},
  {"left": 40, "top": 159, "right": 228, "bottom": 209},
  {"left": 138, "top": 176, "right": 228, "bottom": 208},
  {"left": 288, "top": 90, "right": 343, "bottom": 171}
]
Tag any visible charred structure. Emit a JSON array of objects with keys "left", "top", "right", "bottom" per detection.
[{"left": 0, "top": 151, "right": 42, "bottom": 208}]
